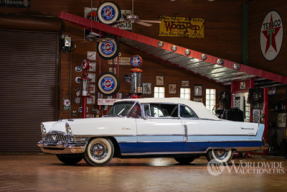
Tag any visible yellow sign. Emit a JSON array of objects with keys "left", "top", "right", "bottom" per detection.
[{"left": 159, "top": 15, "right": 204, "bottom": 38}]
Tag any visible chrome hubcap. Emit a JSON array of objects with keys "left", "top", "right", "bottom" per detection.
[
  {"left": 214, "top": 149, "right": 228, "bottom": 160},
  {"left": 91, "top": 143, "right": 108, "bottom": 160}
]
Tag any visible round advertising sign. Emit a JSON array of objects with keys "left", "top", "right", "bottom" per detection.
[
  {"left": 97, "top": 1, "right": 121, "bottom": 25},
  {"left": 97, "top": 72, "right": 120, "bottom": 96},
  {"left": 260, "top": 10, "right": 283, "bottom": 61},
  {"left": 130, "top": 55, "right": 143, "bottom": 68},
  {"left": 97, "top": 37, "right": 120, "bottom": 60}
]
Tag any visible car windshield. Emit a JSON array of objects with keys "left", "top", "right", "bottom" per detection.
[{"left": 106, "top": 102, "right": 141, "bottom": 118}]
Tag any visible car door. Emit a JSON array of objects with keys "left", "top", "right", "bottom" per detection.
[
  {"left": 179, "top": 104, "right": 210, "bottom": 152},
  {"left": 136, "top": 103, "right": 184, "bottom": 153}
]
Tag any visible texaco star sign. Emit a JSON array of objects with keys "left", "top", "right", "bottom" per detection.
[{"left": 260, "top": 11, "right": 283, "bottom": 61}]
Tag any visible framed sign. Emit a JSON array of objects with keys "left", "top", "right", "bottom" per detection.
[
  {"left": 143, "top": 83, "right": 152, "bottom": 94},
  {"left": 90, "top": 84, "right": 96, "bottom": 94},
  {"left": 181, "top": 80, "right": 189, "bottom": 87},
  {"left": 240, "top": 82, "right": 246, "bottom": 89},
  {"left": 156, "top": 76, "right": 164, "bottom": 85},
  {"left": 87, "top": 51, "right": 96, "bottom": 61},
  {"left": 194, "top": 85, "right": 203, "bottom": 96},
  {"left": 168, "top": 84, "right": 176, "bottom": 94},
  {"left": 87, "top": 95, "right": 96, "bottom": 105},
  {"left": 88, "top": 73, "right": 96, "bottom": 83},
  {"left": 89, "top": 62, "right": 96, "bottom": 72}
]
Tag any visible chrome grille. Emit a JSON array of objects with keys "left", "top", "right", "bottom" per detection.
[{"left": 45, "top": 132, "right": 68, "bottom": 143}]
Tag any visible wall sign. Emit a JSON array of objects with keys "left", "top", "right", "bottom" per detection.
[
  {"left": 108, "top": 57, "right": 131, "bottom": 65},
  {"left": 0, "top": 0, "right": 30, "bottom": 8},
  {"left": 84, "top": 7, "right": 132, "bottom": 40},
  {"left": 63, "top": 98, "right": 71, "bottom": 110},
  {"left": 130, "top": 55, "right": 143, "bottom": 68},
  {"left": 159, "top": 15, "right": 204, "bottom": 38},
  {"left": 89, "top": 62, "right": 96, "bottom": 72},
  {"left": 97, "top": 72, "right": 120, "bottom": 96},
  {"left": 260, "top": 10, "right": 283, "bottom": 61},
  {"left": 87, "top": 51, "right": 96, "bottom": 61},
  {"left": 98, "top": 99, "right": 118, "bottom": 105}
]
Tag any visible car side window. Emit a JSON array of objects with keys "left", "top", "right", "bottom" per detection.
[
  {"left": 180, "top": 105, "right": 198, "bottom": 118},
  {"left": 150, "top": 103, "right": 178, "bottom": 117}
]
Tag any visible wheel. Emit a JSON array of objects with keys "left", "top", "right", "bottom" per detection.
[
  {"left": 56, "top": 154, "right": 83, "bottom": 165},
  {"left": 206, "top": 149, "right": 233, "bottom": 164},
  {"left": 174, "top": 156, "right": 196, "bottom": 164},
  {"left": 97, "top": 72, "right": 121, "bottom": 96},
  {"left": 83, "top": 138, "right": 114, "bottom": 166},
  {"left": 97, "top": 1, "right": 121, "bottom": 25},
  {"left": 97, "top": 37, "right": 120, "bottom": 60}
]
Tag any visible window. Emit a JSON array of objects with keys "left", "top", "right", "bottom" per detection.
[
  {"left": 154, "top": 87, "right": 165, "bottom": 98},
  {"left": 150, "top": 104, "right": 178, "bottom": 117},
  {"left": 206, "top": 89, "right": 216, "bottom": 113},
  {"left": 107, "top": 102, "right": 141, "bottom": 118},
  {"left": 180, "top": 88, "right": 190, "bottom": 100},
  {"left": 180, "top": 105, "right": 198, "bottom": 118}
]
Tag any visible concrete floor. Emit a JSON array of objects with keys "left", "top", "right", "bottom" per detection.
[{"left": 0, "top": 155, "right": 286, "bottom": 192}]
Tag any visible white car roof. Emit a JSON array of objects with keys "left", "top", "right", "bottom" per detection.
[{"left": 115, "top": 97, "right": 219, "bottom": 120}]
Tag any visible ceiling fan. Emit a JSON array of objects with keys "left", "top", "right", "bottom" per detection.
[{"left": 117, "top": 0, "right": 161, "bottom": 27}]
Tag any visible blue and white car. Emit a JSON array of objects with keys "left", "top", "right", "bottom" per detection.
[{"left": 38, "top": 98, "right": 267, "bottom": 166}]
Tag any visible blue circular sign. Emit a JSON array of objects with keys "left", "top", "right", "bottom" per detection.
[
  {"left": 100, "top": 40, "right": 115, "bottom": 56},
  {"left": 100, "top": 76, "right": 115, "bottom": 92},
  {"left": 100, "top": 5, "right": 115, "bottom": 21},
  {"left": 130, "top": 55, "right": 142, "bottom": 68}
]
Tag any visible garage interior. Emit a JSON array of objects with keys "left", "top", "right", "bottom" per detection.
[{"left": 0, "top": 0, "right": 287, "bottom": 191}]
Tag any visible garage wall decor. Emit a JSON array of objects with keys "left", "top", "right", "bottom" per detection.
[
  {"left": 84, "top": 7, "right": 132, "bottom": 39},
  {"left": 260, "top": 10, "right": 283, "bottom": 62},
  {"left": 0, "top": 0, "right": 30, "bottom": 8},
  {"left": 97, "top": 37, "right": 120, "bottom": 60},
  {"left": 97, "top": 1, "right": 121, "bottom": 26},
  {"left": 159, "top": 15, "right": 205, "bottom": 38}
]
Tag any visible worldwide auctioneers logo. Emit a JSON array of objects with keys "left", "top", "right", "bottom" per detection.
[{"left": 207, "top": 160, "right": 285, "bottom": 176}]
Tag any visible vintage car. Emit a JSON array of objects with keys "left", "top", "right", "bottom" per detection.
[{"left": 37, "top": 98, "right": 267, "bottom": 166}]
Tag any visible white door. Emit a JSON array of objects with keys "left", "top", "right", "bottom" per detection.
[{"left": 136, "top": 103, "right": 184, "bottom": 153}]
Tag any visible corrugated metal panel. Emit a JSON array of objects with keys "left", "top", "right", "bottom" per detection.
[{"left": 0, "top": 30, "right": 59, "bottom": 153}]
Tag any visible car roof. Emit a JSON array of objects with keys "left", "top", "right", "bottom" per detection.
[{"left": 115, "top": 97, "right": 219, "bottom": 120}]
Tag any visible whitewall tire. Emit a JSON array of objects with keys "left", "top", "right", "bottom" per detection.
[
  {"left": 206, "top": 149, "right": 233, "bottom": 164},
  {"left": 84, "top": 138, "right": 114, "bottom": 166}
]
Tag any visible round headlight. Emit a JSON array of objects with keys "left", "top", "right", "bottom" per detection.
[{"left": 41, "top": 123, "right": 46, "bottom": 135}]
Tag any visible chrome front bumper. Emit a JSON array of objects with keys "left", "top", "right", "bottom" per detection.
[{"left": 37, "top": 140, "right": 87, "bottom": 154}]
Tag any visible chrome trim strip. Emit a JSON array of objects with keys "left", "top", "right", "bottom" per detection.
[
  {"left": 184, "top": 125, "right": 188, "bottom": 142},
  {"left": 186, "top": 140, "right": 261, "bottom": 143},
  {"left": 241, "top": 127, "right": 255, "bottom": 130},
  {"left": 73, "top": 134, "right": 256, "bottom": 137},
  {"left": 137, "top": 134, "right": 183, "bottom": 136},
  {"left": 188, "top": 134, "right": 255, "bottom": 136},
  {"left": 37, "top": 142, "right": 86, "bottom": 154},
  {"left": 117, "top": 141, "right": 137, "bottom": 143},
  {"left": 40, "top": 147, "right": 86, "bottom": 154},
  {"left": 138, "top": 141, "right": 183, "bottom": 143},
  {"left": 73, "top": 134, "right": 136, "bottom": 137},
  {"left": 119, "top": 140, "right": 262, "bottom": 143}
]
